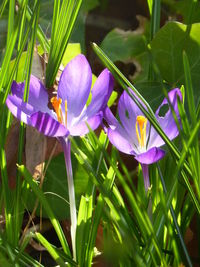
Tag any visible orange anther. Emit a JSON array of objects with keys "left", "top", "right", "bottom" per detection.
[
  {"left": 51, "top": 96, "right": 63, "bottom": 124},
  {"left": 135, "top": 115, "right": 147, "bottom": 148}
]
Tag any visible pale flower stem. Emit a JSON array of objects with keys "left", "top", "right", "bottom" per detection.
[
  {"left": 60, "top": 137, "right": 77, "bottom": 260},
  {"left": 141, "top": 163, "right": 150, "bottom": 193},
  {"left": 141, "top": 163, "right": 152, "bottom": 220}
]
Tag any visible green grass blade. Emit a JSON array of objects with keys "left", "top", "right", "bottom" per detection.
[
  {"left": 46, "top": 0, "right": 82, "bottom": 87},
  {"left": 17, "top": 164, "right": 71, "bottom": 256},
  {"left": 13, "top": 0, "right": 41, "bottom": 246},
  {"left": 34, "top": 233, "right": 67, "bottom": 267},
  {"left": 7, "top": 0, "right": 15, "bottom": 46},
  {"left": 51, "top": 0, "right": 60, "bottom": 46},
  {"left": 17, "top": 0, "right": 50, "bottom": 52},
  {"left": 0, "top": 0, "right": 8, "bottom": 17},
  {"left": 157, "top": 163, "right": 193, "bottom": 267},
  {"left": 0, "top": 24, "right": 18, "bottom": 91},
  {"left": 150, "top": 0, "right": 160, "bottom": 40},
  {"left": 147, "top": 0, "right": 153, "bottom": 15},
  {"left": 91, "top": 43, "right": 193, "bottom": 178},
  {"left": 183, "top": 51, "right": 196, "bottom": 125},
  {"left": 76, "top": 195, "right": 93, "bottom": 265}
]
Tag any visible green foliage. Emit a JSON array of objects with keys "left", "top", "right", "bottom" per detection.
[
  {"left": 101, "top": 28, "right": 146, "bottom": 62},
  {"left": 150, "top": 21, "right": 200, "bottom": 97},
  {"left": 26, "top": 152, "right": 89, "bottom": 220},
  {"left": 1, "top": 0, "right": 200, "bottom": 266}
]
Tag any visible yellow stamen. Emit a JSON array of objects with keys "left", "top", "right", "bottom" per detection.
[
  {"left": 135, "top": 115, "right": 147, "bottom": 148},
  {"left": 65, "top": 100, "right": 68, "bottom": 127},
  {"left": 51, "top": 96, "right": 63, "bottom": 124}
]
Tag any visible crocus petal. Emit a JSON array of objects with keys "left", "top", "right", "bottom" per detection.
[
  {"left": 135, "top": 147, "right": 165, "bottom": 164},
  {"left": 6, "top": 95, "right": 34, "bottom": 124},
  {"left": 58, "top": 54, "right": 92, "bottom": 118},
  {"left": 118, "top": 90, "right": 147, "bottom": 144},
  {"left": 104, "top": 107, "right": 135, "bottom": 153},
  {"left": 31, "top": 111, "right": 69, "bottom": 137},
  {"left": 11, "top": 75, "right": 49, "bottom": 114},
  {"left": 104, "top": 107, "right": 119, "bottom": 128},
  {"left": 107, "top": 127, "right": 135, "bottom": 155},
  {"left": 69, "top": 114, "right": 102, "bottom": 136},
  {"left": 148, "top": 88, "right": 182, "bottom": 148},
  {"left": 85, "top": 69, "right": 114, "bottom": 117}
]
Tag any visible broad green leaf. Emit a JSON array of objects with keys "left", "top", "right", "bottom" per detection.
[
  {"left": 100, "top": 28, "right": 146, "bottom": 62},
  {"left": 151, "top": 21, "right": 200, "bottom": 101},
  {"left": 163, "top": 0, "right": 200, "bottom": 24}
]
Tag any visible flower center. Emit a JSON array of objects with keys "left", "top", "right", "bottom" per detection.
[
  {"left": 135, "top": 115, "right": 147, "bottom": 149},
  {"left": 51, "top": 96, "right": 68, "bottom": 127}
]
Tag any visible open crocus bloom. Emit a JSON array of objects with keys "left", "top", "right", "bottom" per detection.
[
  {"left": 6, "top": 54, "right": 114, "bottom": 138},
  {"left": 104, "top": 88, "right": 182, "bottom": 165}
]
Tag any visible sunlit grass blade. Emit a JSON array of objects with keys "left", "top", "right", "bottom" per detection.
[
  {"left": 147, "top": 0, "right": 153, "bottom": 15},
  {"left": 183, "top": 51, "right": 200, "bottom": 196},
  {"left": 17, "top": 164, "right": 71, "bottom": 256},
  {"left": 183, "top": 51, "right": 196, "bottom": 125},
  {"left": 13, "top": 0, "right": 41, "bottom": 246},
  {"left": 17, "top": 0, "right": 50, "bottom": 52},
  {"left": 7, "top": 0, "right": 15, "bottom": 46},
  {"left": 71, "top": 133, "right": 166, "bottom": 266},
  {"left": 0, "top": 143, "right": 13, "bottom": 244},
  {"left": 34, "top": 232, "right": 68, "bottom": 267},
  {"left": 51, "top": 0, "right": 60, "bottom": 47},
  {"left": 157, "top": 163, "right": 193, "bottom": 267},
  {"left": 0, "top": 0, "right": 8, "bottom": 17},
  {"left": 46, "top": 0, "right": 82, "bottom": 87},
  {"left": 76, "top": 195, "right": 93, "bottom": 265},
  {"left": 0, "top": 23, "right": 18, "bottom": 91}
]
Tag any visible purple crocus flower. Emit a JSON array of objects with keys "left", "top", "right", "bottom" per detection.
[
  {"left": 104, "top": 88, "right": 182, "bottom": 191},
  {"left": 6, "top": 54, "right": 114, "bottom": 259},
  {"left": 6, "top": 54, "right": 114, "bottom": 138}
]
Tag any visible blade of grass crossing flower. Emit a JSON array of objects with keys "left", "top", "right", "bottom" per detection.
[
  {"left": 91, "top": 43, "right": 200, "bottom": 212},
  {"left": 17, "top": 165, "right": 71, "bottom": 255},
  {"left": 13, "top": 0, "right": 41, "bottom": 246},
  {"left": 34, "top": 233, "right": 67, "bottom": 267},
  {"left": 91, "top": 43, "right": 178, "bottom": 156},
  {"left": 0, "top": 1, "right": 31, "bottom": 106}
]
